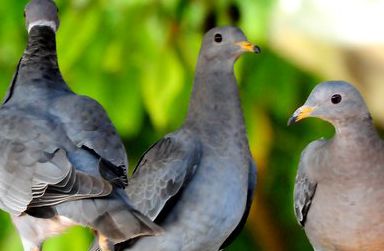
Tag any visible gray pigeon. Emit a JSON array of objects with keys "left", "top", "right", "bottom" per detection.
[
  {"left": 0, "top": 0, "right": 160, "bottom": 250},
  {"left": 122, "top": 26, "right": 259, "bottom": 251},
  {"left": 288, "top": 81, "right": 384, "bottom": 251}
]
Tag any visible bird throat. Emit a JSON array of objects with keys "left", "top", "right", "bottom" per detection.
[{"left": 185, "top": 66, "right": 248, "bottom": 144}]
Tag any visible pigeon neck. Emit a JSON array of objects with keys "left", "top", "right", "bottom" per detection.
[
  {"left": 2, "top": 26, "right": 69, "bottom": 105},
  {"left": 334, "top": 116, "right": 379, "bottom": 145},
  {"left": 18, "top": 26, "right": 63, "bottom": 83},
  {"left": 3, "top": 26, "right": 70, "bottom": 104},
  {"left": 185, "top": 61, "right": 247, "bottom": 142}
]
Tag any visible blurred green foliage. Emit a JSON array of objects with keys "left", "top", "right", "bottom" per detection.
[{"left": 0, "top": 0, "right": 338, "bottom": 250}]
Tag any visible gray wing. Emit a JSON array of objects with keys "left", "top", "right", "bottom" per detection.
[
  {"left": 50, "top": 94, "right": 128, "bottom": 186},
  {"left": 126, "top": 130, "right": 202, "bottom": 221},
  {"left": 220, "top": 158, "right": 257, "bottom": 250},
  {"left": 294, "top": 147, "right": 318, "bottom": 227},
  {"left": 0, "top": 110, "right": 112, "bottom": 216}
]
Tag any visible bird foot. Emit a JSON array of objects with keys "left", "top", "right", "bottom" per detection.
[{"left": 98, "top": 234, "right": 114, "bottom": 251}]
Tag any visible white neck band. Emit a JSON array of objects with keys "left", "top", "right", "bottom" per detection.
[{"left": 28, "top": 20, "right": 57, "bottom": 33}]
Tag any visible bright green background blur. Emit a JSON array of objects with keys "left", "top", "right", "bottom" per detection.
[{"left": 0, "top": 0, "right": 382, "bottom": 250}]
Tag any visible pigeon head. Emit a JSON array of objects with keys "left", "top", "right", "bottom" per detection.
[
  {"left": 25, "top": 0, "right": 59, "bottom": 33},
  {"left": 199, "top": 26, "right": 261, "bottom": 63},
  {"left": 288, "top": 81, "right": 371, "bottom": 126}
]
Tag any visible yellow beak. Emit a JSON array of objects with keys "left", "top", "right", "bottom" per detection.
[
  {"left": 288, "top": 106, "right": 314, "bottom": 126},
  {"left": 235, "top": 41, "right": 261, "bottom": 53}
]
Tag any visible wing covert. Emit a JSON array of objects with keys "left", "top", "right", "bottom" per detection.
[{"left": 126, "top": 130, "right": 202, "bottom": 221}]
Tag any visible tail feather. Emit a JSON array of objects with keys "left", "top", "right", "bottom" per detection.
[{"left": 55, "top": 189, "right": 162, "bottom": 244}]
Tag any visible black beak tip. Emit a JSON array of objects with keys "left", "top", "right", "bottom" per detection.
[
  {"left": 287, "top": 116, "right": 297, "bottom": 126},
  {"left": 254, "top": 45, "right": 261, "bottom": 54}
]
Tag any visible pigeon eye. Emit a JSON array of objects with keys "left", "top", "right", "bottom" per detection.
[
  {"left": 331, "top": 94, "right": 342, "bottom": 104},
  {"left": 214, "top": 33, "right": 223, "bottom": 43}
]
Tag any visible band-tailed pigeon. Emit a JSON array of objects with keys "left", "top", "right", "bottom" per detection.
[
  {"left": 123, "top": 26, "right": 259, "bottom": 251},
  {"left": 289, "top": 81, "right": 384, "bottom": 251},
  {"left": 0, "top": 1, "right": 160, "bottom": 250}
]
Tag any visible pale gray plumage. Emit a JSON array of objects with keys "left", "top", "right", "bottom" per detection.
[
  {"left": 123, "top": 26, "right": 259, "bottom": 251},
  {"left": 1, "top": 0, "right": 160, "bottom": 250},
  {"left": 289, "top": 81, "right": 384, "bottom": 251}
]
